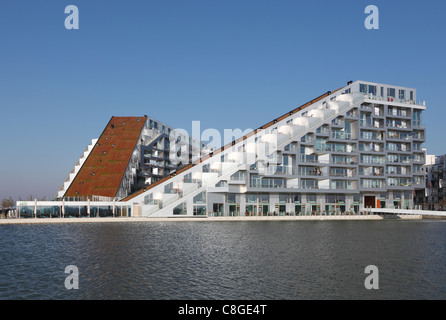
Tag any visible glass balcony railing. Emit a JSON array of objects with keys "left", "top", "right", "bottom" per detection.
[
  {"left": 357, "top": 92, "right": 425, "bottom": 106},
  {"left": 300, "top": 155, "right": 329, "bottom": 164},
  {"left": 360, "top": 133, "right": 383, "bottom": 140},
  {"left": 331, "top": 132, "right": 352, "bottom": 140},
  {"left": 388, "top": 109, "right": 410, "bottom": 117}
]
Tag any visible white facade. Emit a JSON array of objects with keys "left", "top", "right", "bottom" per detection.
[
  {"left": 18, "top": 80, "right": 428, "bottom": 218},
  {"left": 124, "top": 80, "right": 427, "bottom": 217}
]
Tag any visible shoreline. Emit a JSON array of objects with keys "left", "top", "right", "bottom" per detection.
[{"left": 0, "top": 214, "right": 428, "bottom": 225}]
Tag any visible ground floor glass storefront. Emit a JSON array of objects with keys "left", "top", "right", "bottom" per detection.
[
  {"left": 17, "top": 204, "right": 131, "bottom": 218},
  {"left": 206, "top": 191, "right": 414, "bottom": 217}
]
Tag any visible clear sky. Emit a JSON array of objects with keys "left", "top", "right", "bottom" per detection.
[{"left": 1, "top": 0, "right": 445, "bottom": 201}]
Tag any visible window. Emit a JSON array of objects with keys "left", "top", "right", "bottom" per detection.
[
  {"left": 360, "top": 84, "right": 376, "bottom": 95},
  {"left": 387, "top": 88, "right": 396, "bottom": 98},
  {"left": 279, "top": 194, "right": 289, "bottom": 203},
  {"left": 413, "top": 110, "right": 422, "bottom": 127},
  {"left": 215, "top": 180, "right": 227, "bottom": 187},
  {"left": 399, "top": 90, "right": 406, "bottom": 100},
  {"left": 307, "top": 195, "right": 317, "bottom": 202},
  {"left": 226, "top": 194, "right": 237, "bottom": 203},
  {"left": 193, "top": 192, "right": 206, "bottom": 204},
  {"left": 230, "top": 171, "right": 246, "bottom": 181},
  {"left": 360, "top": 84, "right": 367, "bottom": 94},
  {"left": 259, "top": 194, "right": 269, "bottom": 203},
  {"left": 246, "top": 194, "right": 257, "bottom": 203},
  {"left": 173, "top": 202, "right": 187, "bottom": 215},
  {"left": 193, "top": 205, "right": 206, "bottom": 216}
]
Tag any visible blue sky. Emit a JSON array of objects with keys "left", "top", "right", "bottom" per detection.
[{"left": 1, "top": 0, "right": 445, "bottom": 201}]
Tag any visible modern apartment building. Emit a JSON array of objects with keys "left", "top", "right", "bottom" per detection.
[
  {"left": 18, "top": 80, "right": 428, "bottom": 218},
  {"left": 416, "top": 154, "right": 446, "bottom": 210}
]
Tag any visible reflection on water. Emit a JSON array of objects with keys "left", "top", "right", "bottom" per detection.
[{"left": 0, "top": 220, "right": 445, "bottom": 299}]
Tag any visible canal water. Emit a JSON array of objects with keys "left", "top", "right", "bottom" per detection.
[{"left": 0, "top": 220, "right": 445, "bottom": 299}]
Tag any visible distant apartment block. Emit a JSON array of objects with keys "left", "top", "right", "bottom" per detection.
[{"left": 416, "top": 154, "right": 446, "bottom": 210}]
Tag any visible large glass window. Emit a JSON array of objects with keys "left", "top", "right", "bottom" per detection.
[
  {"left": 387, "top": 88, "right": 396, "bottom": 98},
  {"left": 246, "top": 194, "right": 257, "bottom": 203},
  {"left": 359, "top": 84, "right": 376, "bottom": 95},
  {"left": 259, "top": 194, "right": 269, "bottom": 203},
  {"left": 193, "top": 191, "right": 206, "bottom": 204},
  {"left": 279, "top": 194, "right": 289, "bottom": 203},
  {"left": 250, "top": 176, "right": 285, "bottom": 188},
  {"left": 399, "top": 90, "right": 406, "bottom": 100},
  {"left": 413, "top": 110, "right": 422, "bottom": 127},
  {"left": 360, "top": 83, "right": 367, "bottom": 94},
  {"left": 230, "top": 171, "right": 246, "bottom": 181},
  {"left": 173, "top": 202, "right": 187, "bottom": 215},
  {"left": 226, "top": 194, "right": 237, "bottom": 203},
  {"left": 193, "top": 205, "right": 206, "bottom": 216},
  {"left": 293, "top": 195, "right": 301, "bottom": 203}
]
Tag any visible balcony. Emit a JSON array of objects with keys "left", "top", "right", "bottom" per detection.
[
  {"left": 386, "top": 144, "right": 412, "bottom": 153},
  {"left": 386, "top": 120, "right": 411, "bottom": 130},
  {"left": 331, "top": 131, "right": 352, "bottom": 140},
  {"left": 359, "top": 145, "right": 385, "bottom": 153},
  {"left": 300, "top": 180, "right": 329, "bottom": 190},
  {"left": 359, "top": 168, "right": 384, "bottom": 177},
  {"left": 387, "top": 109, "right": 410, "bottom": 118},
  {"left": 300, "top": 155, "right": 329, "bottom": 165},
  {"left": 358, "top": 92, "right": 425, "bottom": 106},
  {"left": 298, "top": 171, "right": 325, "bottom": 178},
  {"left": 360, "top": 156, "right": 386, "bottom": 165},
  {"left": 331, "top": 156, "right": 356, "bottom": 166},
  {"left": 329, "top": 169, "right": 356, "bottom": 178},
  {"left": 316, "top": 126, "right": 330, "bottom": 136},
  {"left": 300, "top": 136, "right": 314, "bottom": 144},
  {"left": 331, "top": 181, "right": 356, "bottom": 190},
  {"left": 265, "top": 165, "right": 294, "bottom": 176},
  {"left": 360, "top": 179, "right": 386, "bottom": 189},
  {"left": 412, "top": 120, "right": 424, "bottom": 128},
  {"left": 331, "top": 119, "right": 345, "bottom": 127},
  {"left": 345, "top": 110, "right": 359, "bottom": 118},
  {"left": 284, "top": 143, "right": 299, "bottom": 152},
  {"left": 412, "top": 132, "right": 426, "bottom": 141},
  {"left": 387, "top": 132, "right": 411, "bottom": 141},
  {"left": 359, "top": 132, "right": 383, "bottom": 141}
]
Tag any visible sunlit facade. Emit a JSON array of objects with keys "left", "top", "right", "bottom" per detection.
[{"left": 17, "top": 80, "right": 427, "bottom": 217}]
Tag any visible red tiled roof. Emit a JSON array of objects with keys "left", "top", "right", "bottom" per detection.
[{"left": 64, "top": 116, "right": 147, "bottom": 198}]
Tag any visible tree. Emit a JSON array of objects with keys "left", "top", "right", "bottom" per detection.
[
  {"left": 1, "top": 197, "right": 14, "bottom": 209},
  {"left": 1, "top": 197, "right": 14, "bottom": 218}
]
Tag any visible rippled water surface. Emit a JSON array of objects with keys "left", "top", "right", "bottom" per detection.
[{"left": 1, "top": 220, "right": 446, "bottom": 299}]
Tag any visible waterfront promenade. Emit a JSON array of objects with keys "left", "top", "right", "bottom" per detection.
[{"left": 0, "top": 214, "right": 425, "bottom": 225}]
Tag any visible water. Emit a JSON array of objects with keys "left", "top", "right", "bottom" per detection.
[{"left": 0, "top": 220, "right": 445, "bottom": 300}]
